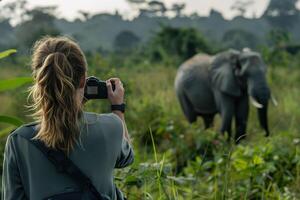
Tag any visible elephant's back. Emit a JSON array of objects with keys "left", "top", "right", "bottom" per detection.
[
  {"left": 175, "top": 54, "right": 212, "bottom": 85},
  {"left": 178, "top": 53, "right": 212, "bottom": 73},
  {"left": 175, "top": 54, "right": 217, "bottom": 114}
]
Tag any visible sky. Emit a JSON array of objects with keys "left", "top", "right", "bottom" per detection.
[
  {"left": 15, "top": 0, "right": 273, "bottom": 20},
  {"left": 2, "top": 0, "right": 300, "bottom": 21}
]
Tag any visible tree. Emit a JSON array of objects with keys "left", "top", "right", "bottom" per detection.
[
  {"left": 150, "top": 26, "right": 211, "bottom": 63},
  {"left": 0, "top": 0, "right": 28, "bottom": 24},
  {"left": 127, "top": 0, "right": 146, "bottom": 11},
  {"left": 171, "top": 3, "right": 186, "bottom": 17},
  {"left": 209, "top": 9, "right": 224, "bottom": 19},
  {"left": 148, "top": 1, "right": 167, "bottom": 16},
  {"left": 0, "top": 49, "right": 32, "bottom": 127},
  {"left": 190, "top": 12, "right": 200, "bottom": 20},
  {"left": 127, "top": 0, "right": 145, "bottom": 4},
  {"left": 231, "top": 0, "right": 254, "bottom": 17},
  {"left": 15, "top": 6, "right": 60, "bottom": 48},
  {"left": 263, "top": 0, "right": 299, "bottom": 30},
  {"left": 114, "top": 30, "right": 140, "bottom": 52},
  {"left": 267, "top": 29, "right": 291, "bottom": 47},
  {"left": 78, "top": 10, "right": 91, "bottom": 21},
  {"left": 0, "top": 19, "right": 14, "bottom": 49},
  {"left": 263, "top": 29, "right": 292, "bottom": 66},
  {"left": 222, "top": 29, "right": 259, "bottom": 50},
  {"left": 127, "top": 0, "right": 167, "bottom": 17}
]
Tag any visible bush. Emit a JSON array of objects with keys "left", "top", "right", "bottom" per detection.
[{"left": 148, "top": 26, "right": 212, "bottom": 65}]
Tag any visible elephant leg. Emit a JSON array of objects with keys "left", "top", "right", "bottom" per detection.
[
  {"left": 221, "top": 111, "right": 233, "bottom": 140},
  {"left": 202, "top": 114, "right": 215, "bottom": 129},
  {"left": 217, "top": 92, "right": 235, "bottom": 140},
  {"left": 177, "top": 91, "right": 197, "bottom": 123},
  {"left": 234, "top": 94, "right": 249, "bottom": 143}
]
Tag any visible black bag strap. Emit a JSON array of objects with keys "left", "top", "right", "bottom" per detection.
[{"left": 17, "top": 124, "right": 106, "bottom": 200}]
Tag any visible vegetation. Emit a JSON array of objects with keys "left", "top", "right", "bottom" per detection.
[
  {"left": 0, "top": 25, "right": 300, "bottom": 199},
  {"left": 114, "top": 30, "right": 141, "bottom": 52},
  {"left": 148, "top": 26, "right": 212, "bottom": 64},
  {"left": 222, "top": 29, "right": 259, "bottom": 50},
  {"left": 263, "top": 0, "right": 299, "bottom": 30},
  {"left": 1, "top": 0, "right": 300, "bottom": 198},
  {"left": 1, "top": 0, "right": 300, "bottom": 52},
  {"left": 0, "top": 49, "right": 31, "bottom": 127}
]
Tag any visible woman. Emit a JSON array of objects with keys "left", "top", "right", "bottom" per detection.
[{"left": 2, "top": 36, "right": 133, "bottom": 200}]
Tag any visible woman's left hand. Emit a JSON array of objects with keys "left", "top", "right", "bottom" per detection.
[{"left": 106, "top": 78, "right": 125, "bottom": 105}]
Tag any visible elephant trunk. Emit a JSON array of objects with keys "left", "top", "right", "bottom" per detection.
[
  {"left": 249, "top": 85, "right": 270, "bottom": 137},
  {"left": 257, "top": 102, "right": 269, "bottom": 137}
]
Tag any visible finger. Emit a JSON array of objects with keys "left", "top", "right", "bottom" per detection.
[
  {"left": 108, "top": 78, "right": 119, "bottom": 82},
  {"left": 82, "top": 96, "right": 88, "bottom": 104},
  {"left": 109, "top": 79, "right": 123, "bottom": 91},
  {"left": 119, "top": 82, "right": 124, "bottom": 89},
  {"left": 109, "top": 78, "right": 121, "bottom": 85},
  {"left": 106, "top": 80, "right": 113, "bottom": 96}
]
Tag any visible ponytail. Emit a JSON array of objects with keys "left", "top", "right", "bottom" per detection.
[{"left": 29, "top": 36, "right": 87, "bottom": 154}]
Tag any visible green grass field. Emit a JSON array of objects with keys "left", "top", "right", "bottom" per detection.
[{"left": 0, "top": 52, "right": 300, "bottom": 199}]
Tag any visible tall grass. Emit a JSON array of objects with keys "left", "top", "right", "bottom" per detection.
[{"left": 0, "top": 53, "right": 300, "bottom": 199}]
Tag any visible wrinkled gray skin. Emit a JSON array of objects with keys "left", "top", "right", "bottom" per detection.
[{"left": 175, "top": 49, "right": 271, "bottom": 142}]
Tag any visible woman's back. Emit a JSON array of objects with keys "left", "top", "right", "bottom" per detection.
[{"left": 2, "top": 112, "right": 133, "bottom": 200}]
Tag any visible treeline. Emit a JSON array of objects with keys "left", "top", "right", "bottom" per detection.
[{"left": 0, "top": 0, "right": 300, "bottom": 60}]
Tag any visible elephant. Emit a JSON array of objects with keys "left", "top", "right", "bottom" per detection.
[{"left": 175, "top": 49, "right": 276, "bottom": 142}]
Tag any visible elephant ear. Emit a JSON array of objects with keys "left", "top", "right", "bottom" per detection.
[
  {"left": 210, "top": 49, "right": 242, "bottom": 97},
  {"left": 239, "top": 51, "right": 267, "bottom": 75}
]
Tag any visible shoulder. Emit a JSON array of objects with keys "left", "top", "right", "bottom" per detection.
[
  {"left": 98, "top": 113, "right": 123, "bottom": 133},
  {"left": 104, "top": 113, "right": 123, "bottom": 126},
  {"left": 5, "top": 122, "right": 37, "bottom": 151},
  {"left": 83, "top": 111, "right": 122, "bottom": 125},
  {"left": 83, "top": 112, "right": 123, "bottom": 135},
  {"left": 4, "top": 122, "right": 38, "bottom": 156},
  {"left": 9, "top": 122, "right": 38, "bottom": 139}
]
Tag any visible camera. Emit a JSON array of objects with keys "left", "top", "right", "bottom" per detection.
[{"left": 84, "top": 76, "right": 115, "bottom": 100}]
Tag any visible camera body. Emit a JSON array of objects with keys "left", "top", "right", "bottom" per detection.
[{"left": 84, "top": 76, "right": 114, "bottom": 100}]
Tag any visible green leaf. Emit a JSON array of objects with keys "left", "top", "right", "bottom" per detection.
[
  {"left": 0, "top": 126, "right": 15, "bottom": 138},
  {"left": 253, "top": 155, "right": 264, "bottom": 165},
  {"left": 0, "top": 115, "right": 23, "bottom": 126},
  {"left": 233, "top": 158, "right": 248, "bottom": 171},
  {"left": 0, "top": 77, "right": 33, "bottom": 92},
  {"left": 0, "top": 49, "right": 17, "bottom": 59},
  {"left": 125, "top": 175, "right": 143, "bottom": 187}
]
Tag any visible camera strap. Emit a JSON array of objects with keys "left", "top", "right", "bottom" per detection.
[{"left": 17, "top": 123, "right": 107, "bottom": 200}]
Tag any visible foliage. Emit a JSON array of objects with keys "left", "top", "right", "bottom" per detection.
[
  {"left": 0, "top": 77, "right": 32, "bottom": 92},
  {"left": 2, "top": 0, "right": 300, "bottom": 53},
  {"left": 114, "top": 30, "right": 140, "bottom": 52},
  {"left": 0, "top": 49, "right": 17, "bottom": 59},
  {"left": 0, "top": 50, "right": 31, "bottom": 126},
  {"left": 0, "top": 116, "right": 23, "bottom": 127},
  {"left": 267, "top": 29, "right": 291, "bottom": 47},
  {"left": 149, "top": 26, "right": 212, "bottom": 65},
  {"left": 222, "top": 29, "right": 259, "bottom": 50},
  {"left": 127, "top": 0, "right": 185, "bottom": 18},
  {"left": 15, "top": 6, "right": 60, "bottom": 49},
  {"left": 263, "top": 0, "right": 299, "bottom": 30},
  {"left": 0, "top": 30, "right": 300, "bottom": 199},
  {"left": 261, "top": 29, "right": 299, "bottom": 67},
  {"left": 0, "top": 0, "right": 27, "bottom": 23},
  {"left": 171, "top": 3, "right": 186, "bottom": 17},
  {"left": 231, "top": 0, "right": 254, "bottom": 17}
]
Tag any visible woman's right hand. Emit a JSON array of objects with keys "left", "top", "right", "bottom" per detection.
[
  {"left": 106, "top": 78, "right": 124, "bottom": 105},
  {"left": 107, "top": 78, "right": 130, "bottom": 142}
]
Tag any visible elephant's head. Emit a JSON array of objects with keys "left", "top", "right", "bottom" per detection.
[{"left": 211, "top": 49, "right": 272, "bottom": 136}]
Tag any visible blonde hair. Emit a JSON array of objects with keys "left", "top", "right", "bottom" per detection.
[{"left": 28, "top": 36, "right": 87, "bottom": 154}]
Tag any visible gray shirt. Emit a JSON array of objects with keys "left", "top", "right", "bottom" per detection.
[{"left": 2, "top": 112, "right": 134, "bottom": 200}]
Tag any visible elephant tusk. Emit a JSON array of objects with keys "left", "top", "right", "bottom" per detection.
[
  {"left": 250, "top": 96, "right": 263, "bottom": 109},
  {"left": 242, "top": 47, "right": 251, "bottom": 52},
  {"left": 271, "top": 95, "right": 278, "bottom": 106}
]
